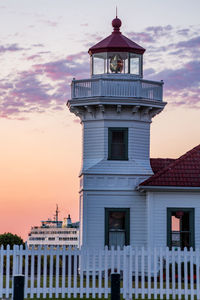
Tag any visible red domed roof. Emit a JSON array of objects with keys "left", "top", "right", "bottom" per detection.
[{"left": 89, "top": 17, "right": 145, "bottom": 55}]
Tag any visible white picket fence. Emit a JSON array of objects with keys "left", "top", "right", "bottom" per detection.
[{"left": 0, "top": 245, "right": 200, "bottom": 299}]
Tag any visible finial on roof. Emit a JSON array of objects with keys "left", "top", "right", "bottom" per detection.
[{"left": 112, "top": 8, "right": 122, "bottom": 33}]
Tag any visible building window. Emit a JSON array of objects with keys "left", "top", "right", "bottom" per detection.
[
  {"left": 108, "top": 128, "right": 128, "bottom": 160},
  {"left": 105, "top": 208, "right": 130, "bottom": 248},
  {"left": 167, "top": 208, "right": 194, "bottom": 249}
]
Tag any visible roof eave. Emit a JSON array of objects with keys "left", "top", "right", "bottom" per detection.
[
  {"left": 88, "top": 47, "right": 145, "bottom": 55},
  {"left": 137, "top": 185, "right": 200, "bottom": 192}
]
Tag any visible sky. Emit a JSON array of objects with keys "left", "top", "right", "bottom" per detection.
[{"left": 0, "top": 0, "right": 200, "bottom": 240}]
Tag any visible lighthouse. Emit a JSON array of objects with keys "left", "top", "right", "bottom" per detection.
[{"left": 68, "top": 17, "right": 166, "bottom": 249}]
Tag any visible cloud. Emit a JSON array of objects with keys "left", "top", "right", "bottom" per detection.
[
  {"left": 1, "top": 75, "right": 48, "bottom": 118},
  {"left": 126, "top": 31, "right": 155, "bottom": 43},
  {"left": 145, "top": 25, "right": 173, "bottom": 37},
  {"left": 176, "top": 28, "right": 190, "bottom": 36},
  {"left": 12, "top": 71, "right": 52, "bottom": 104},
  {"left": 66, "top": 52, "right": 87, "bottom": 62},
  {"left": 1, "top": 24, "right": 200, "bottom": 119},
  {"left": 175, "top": 36, "right": 200, "bottom": 50},
  {"left": 144, "top": 68, "right": 156, "bottom": 77},
  {"left": 33, "top": 54, "right": 89, "bottom": 81},
  {"left": 127, "top": 25, "right": 200, "bottom": 62},
  {"left": 149, "top": 60, "right": 200, "bottom": 90},
  {"left": 0, "top": 43, "right": 24, "bottom": 53},
  {"left": 147, "top": 60, "right": 200, "bottom": 108},
  {"left": 127, "top": 25, "right": 173, "bottom": 44},
  {"left": 169, "top": 90, "right": 200, "bottom": 109},
  {"left": 0, "top": 72, "right": 55, "bottom": 119},
  {"left": 84, "top": 33, "right": 104, "bottom": 48},
  {"left": 27, "top": 54, "right": 41, "bottom": 60},
  {"left": 0, "top": 52, "right": 90, "bottom": 119},
  {"left": 27, "top": 51, "right": 51, "bottom": 60}
]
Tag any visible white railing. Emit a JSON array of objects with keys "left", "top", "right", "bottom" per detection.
[
  {"left": 71, "top": 78, "right": 163, "bottom": 101},
  {"left": 0, "top": 245, "right": 200, "bottom": 299}
]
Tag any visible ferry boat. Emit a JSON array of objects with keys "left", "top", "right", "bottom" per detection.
[{"left": 27, "top": 205, "right": 79, "bottom": 248}]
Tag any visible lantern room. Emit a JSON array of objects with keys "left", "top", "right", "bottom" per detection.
[{"left": 88, "top": 17, "right": 145, "bottom": 77}]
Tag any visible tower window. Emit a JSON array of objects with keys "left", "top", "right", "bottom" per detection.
[{"left": 108, "top": 128, "right": 128, "bottom": 160}]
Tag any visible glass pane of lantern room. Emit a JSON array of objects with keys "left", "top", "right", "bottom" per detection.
[
  {"left": 108, "top": 52, "right": 128, "bottom": 74},
  {"left": 130, "top": 54, "right": 140, "bottom": 75},
  {"left": 93, "top": 53, "right": 107, "bottom": 75}
]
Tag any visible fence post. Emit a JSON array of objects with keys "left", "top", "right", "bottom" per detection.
[
  {"left": 13, "top": 275, "right": 24, "bottom": 300},
  {"left": 111, "top": 273, "right": 120, "bottom": 300}
]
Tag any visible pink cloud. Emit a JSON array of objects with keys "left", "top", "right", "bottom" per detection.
[
  {"left": 176, "top": 28, "right": 190, "bottom": 36},
  {"left": 127, "top": 25, "right": 173, "bottom": 45},
  {"left": 149, "top": 60, "right": 200, "bottom": 91},
  {"left": 0, "top": 52, "right": 90, "bottom": 119},
  {"left": 175, "top": 36, "right": 200, "bottom": 49},
  {"left": 147, "top": 60, "right": 200, "bottom": 108},
  {"left": 27, "top": 54, "right": 41, "bottom": 60},
  {"left": 0, "top": 43, "right": 24, "bottom": 53},
  {"left": 33, "top": 56, "right": 89, "bottom": 81},
  {"left": 0, "top": 72, "right": 56, "bottom": 119},
  {"left": 146, "top": 25, "right": 173, "bottom": 36},
  {"left": 1, "top": 24, "right": 200, "bottom": 120},
  {"left": 84, "top": 33, "right": 104, "bottom": 48},
  {"left": 66, "top": 52, "right": 87, "bottom": 61},
  {"left": 127, "top": 31, "right": 155, "bottom": 43}
]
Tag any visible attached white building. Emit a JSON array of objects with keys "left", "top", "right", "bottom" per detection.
[
  {"left": 139, "top": 148, "right": 200, "bottom": 249},
  {"left": 68, "top": 16, "right": 200, "bottom": 250}
]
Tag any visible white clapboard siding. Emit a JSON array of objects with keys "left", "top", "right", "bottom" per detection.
[
  {"left": 82, "top": 119, "right": 152, "bottom": 175},
  {"left": 148, "top": 192, "right": 200, "bottom": 248},
  {"left": 86, "top": 191, "right": 147, "bottom": 249},
  {"left": 0, "top": 245, "right": 199, "bottom": 299}
]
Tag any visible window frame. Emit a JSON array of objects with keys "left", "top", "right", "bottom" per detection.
[
  {"left": 105, "top": 208, "right": 130, "bottom": 247},
  {"left": 108, "top": 127, "right": 128, "bottom": 161},
  {"left": 167, "top": 207, "right": 195, "bottom": 249}
]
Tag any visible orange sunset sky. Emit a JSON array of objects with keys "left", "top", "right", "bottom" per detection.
[{"left": 0, "top": 0, "right": 200, "bottom": 240}]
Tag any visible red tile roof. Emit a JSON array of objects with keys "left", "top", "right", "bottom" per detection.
[
  {"left": 141, "top": 144, "right": 200, "bottom": 187},
  {"left": 150, "top": 158, "right": 175, "bottom": 174}
]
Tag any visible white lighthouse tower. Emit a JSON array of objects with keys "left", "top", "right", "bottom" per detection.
[{"left": 68, "top": 17, "right": 166, "bottom": 249}]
